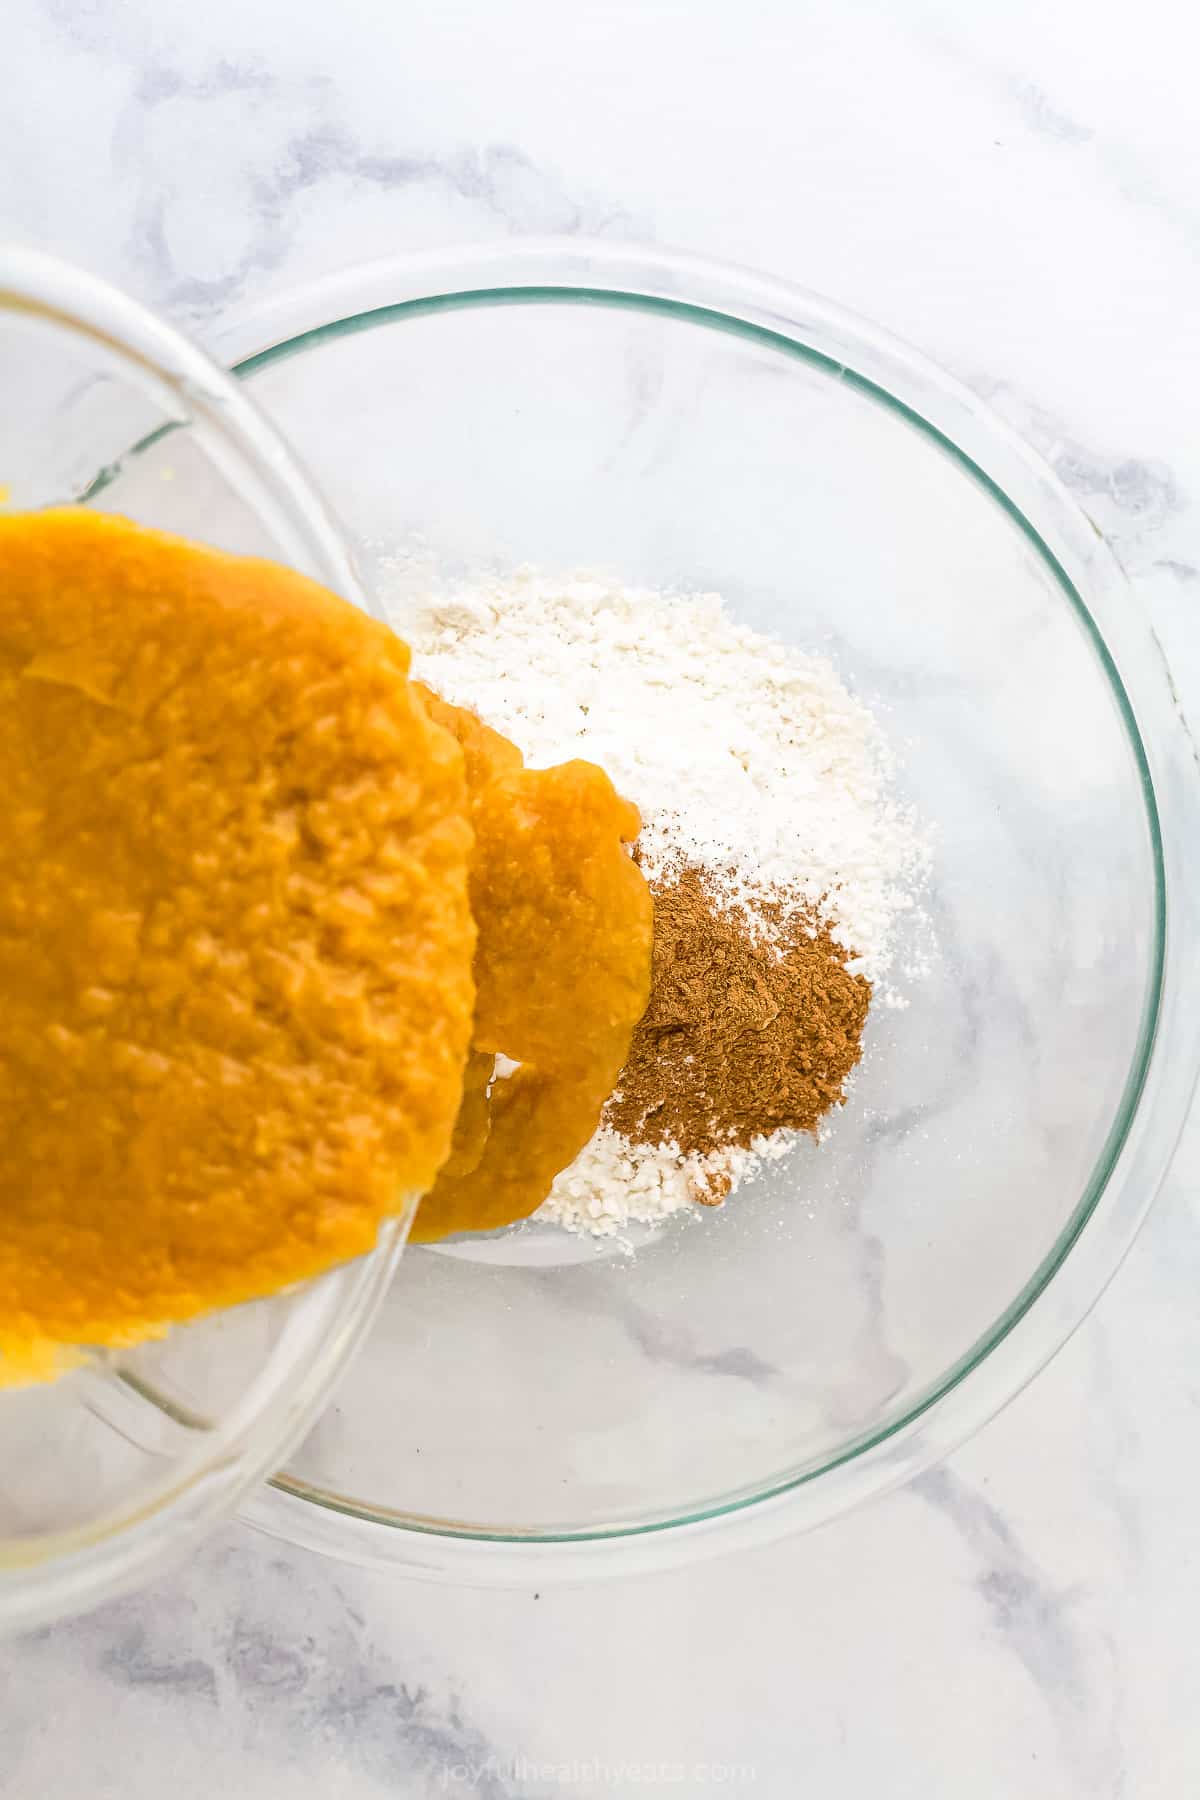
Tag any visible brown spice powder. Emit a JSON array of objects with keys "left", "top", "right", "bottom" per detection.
[{"left": 606, "top": 867, "right": 870, "bottom": 1173}]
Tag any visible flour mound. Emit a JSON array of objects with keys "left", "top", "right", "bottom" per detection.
[{"left": 382, "top": 563, "right": 929, "bottom": 1238}]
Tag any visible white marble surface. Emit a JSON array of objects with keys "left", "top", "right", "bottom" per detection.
[{"left": 5, "top": 1, "right": 1200, "bottom": 1793}]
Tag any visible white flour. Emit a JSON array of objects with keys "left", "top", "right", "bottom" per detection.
[
  {"left": 382, "top": 564, "right": 927, "bottom": 1238},
  {"left": 536, "top": 1126, "right": 798, "bottom": 1241}
]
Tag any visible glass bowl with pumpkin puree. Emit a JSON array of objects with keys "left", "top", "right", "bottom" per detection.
[{"left": 0, "top": 250, "right": 413, "bottom": 1635}]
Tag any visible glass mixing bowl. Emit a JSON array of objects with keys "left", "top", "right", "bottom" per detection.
[
  {"left": 0, "top": 250, "right": 409, "bottom": 1633},
  {"left": 94, "top": 243, "right": 1200, "bottom": 1579}
]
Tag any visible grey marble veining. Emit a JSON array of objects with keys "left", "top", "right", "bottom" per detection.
[{"left": 5, "top": 0, "right": 1200, "bottom": 1794}]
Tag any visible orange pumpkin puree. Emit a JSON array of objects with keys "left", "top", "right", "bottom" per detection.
[
  {"left": 0, "top": 509, "right": 475, "bottom": 1371},
  {"left": 410, "top": 688, "right": 653, "bottom": 1241}
]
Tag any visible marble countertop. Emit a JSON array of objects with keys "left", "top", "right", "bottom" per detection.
[{"left": 5, "top": 1, "right": 1200, "bottom": 1793}]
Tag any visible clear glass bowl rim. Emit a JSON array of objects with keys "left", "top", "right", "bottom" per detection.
[{"left": 203, "top": 240, "right": 1200, "bottom": 1578}]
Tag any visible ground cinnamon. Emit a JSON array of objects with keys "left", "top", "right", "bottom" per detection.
[{"left": 605, "top": 867, "right": 869, "bottom": 1178}]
